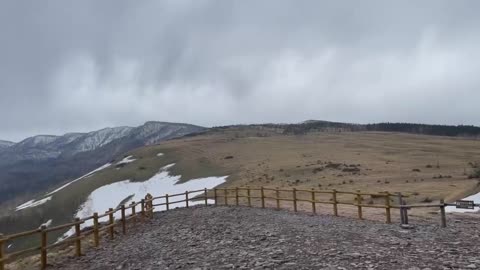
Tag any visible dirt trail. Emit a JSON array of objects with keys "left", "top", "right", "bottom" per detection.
[{"left": 52, "top": 206, "right": 480, "bottom": 270}]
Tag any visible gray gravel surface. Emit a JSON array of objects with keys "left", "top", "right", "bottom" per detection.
[{"left": 51, "top": 206, "right": 480, "bottom": 270}]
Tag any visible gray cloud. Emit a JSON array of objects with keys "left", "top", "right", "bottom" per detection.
[{"left": 1, "top": 0, "right": 480, "bottom": 141}]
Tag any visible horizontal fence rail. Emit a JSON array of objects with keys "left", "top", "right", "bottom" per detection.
[{"left": 0, "top": 186, "right": 472, "bottom": 270}]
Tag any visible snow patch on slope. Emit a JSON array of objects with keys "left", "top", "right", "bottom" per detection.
[
  {"left": 39, "top": 219, "right": 53, "bottom": 228},
  {"left": 116, "top": 155, "right": 136, "bottom": 165},
  {"left": 16, "top": 196, "right": 52, "bottom": 211},
  {"left": 446, "top": 192, "right": 480, "bottom": 213},
  {"left": 58, "top": 163, "right": 227, "bottom": 241}
]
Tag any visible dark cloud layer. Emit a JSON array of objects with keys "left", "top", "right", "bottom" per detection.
[{"left": 1, "top": 1, "right": 479, "bottom": 141}]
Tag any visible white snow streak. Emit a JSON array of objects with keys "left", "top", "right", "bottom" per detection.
[
  {"left": 157, "top": 153, "right": 164, "bottom": 157},
  {"left": 39, "top": 219, "right": 53, "bottom": 228},
  {"left": 16, "top": 196, "right": 52, "bottom": 211},
  {"left": 46, "top": 163, "right": 112, "bottom": 196},
  {"left": 116, "top": 155, "right": 136, "bottom": 165}
]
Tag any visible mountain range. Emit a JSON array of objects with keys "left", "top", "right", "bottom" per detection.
[
  {"left": 0, "top": 121, "right": 205, "bottom": 205},
  {"left": 2, "top": 119, "right": 480, "bottom": 207},
  {"left": 0, "top": 140, "right": 14, "bottom": 149}
]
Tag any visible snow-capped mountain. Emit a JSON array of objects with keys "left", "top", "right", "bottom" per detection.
[
  {"left": 0, "top": 140, "right": 14, "bottom": 149},
  {"left": 0, "top": 122, "right": 203, "bottom": 163},
  {"left": 0, "top": 121, "right": 205, "bottom": 204}
]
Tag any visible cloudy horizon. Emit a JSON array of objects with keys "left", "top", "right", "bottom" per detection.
[{"left": 1, "top": 1, "right": 480, "bottom": 142}]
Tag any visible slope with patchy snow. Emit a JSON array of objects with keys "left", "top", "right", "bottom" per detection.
[{"left": 58, "top": 163, "right": 227, "bottom": 241}]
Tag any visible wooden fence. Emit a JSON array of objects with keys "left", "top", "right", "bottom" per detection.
[{"left": 0, "top": 186, "right": 457, "bottom": 270}]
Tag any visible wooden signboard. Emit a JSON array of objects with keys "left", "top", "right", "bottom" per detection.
[{"left": 455, "top": 200, "right": 475, "bottom": 209}]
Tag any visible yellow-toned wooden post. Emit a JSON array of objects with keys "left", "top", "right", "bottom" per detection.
[
  {"left": 108, "top": 208, "right": 114, "bottom": 239},
  {"left": 311, "top": 188, "right": 316, "bottom": 214},
  {"left": 204, "top": 188, "right": 208, "bottom": 206},
  {"left": 121, "top": 205, "right": 126, "bottom": 234},
  {"left": 293, "top": 188, "right": 297, "bottom": 212},
  {"left": 0, "top": 233, "right": 5, "bottom": 270},
  {"left": 235, "top": 187, "right": 239, "bottom": 206},
  {"left": 276, "top": 187, "right": 280, "bottom": 209},
  {"left": 144, "top": 193, "right": 153, "bottom": 218},
  {"left": 261, "top": 187, "right": 265, "bottom": 208},
  {"left": 384, "top": 191, "right": 391, "bottom": 224},
  {"left": 247, "top": 186, "right": 251, "bottom": 207},
  {"left": 214, "top": 189, "right": 218, "bottom": 206},
  {"left": 185, "top": 191, "right": 189, "bottom": 208},
  {"left": 74, "top": 218, "right": 82, "bottom": 257},
  {"left": 332, "top": 189, "right": 338, "bottom": 216},
  {"left": 356, "top": 190, "right": 363, "bottom": 220},
  {"left": 224, "top": 189, "right": 228, "bottom": 205},
  {"left": 93, "top": 212, "right": 100, "bottom": 247},
  {"left": 166, "top": 194, "right": 170, "bottom": 211},
  {"left": 40, "top": 225, "right": 47, "bottom": 270}
]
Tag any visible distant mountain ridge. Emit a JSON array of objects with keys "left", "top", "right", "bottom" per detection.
[
  {"left": 258, "top": 120, "right": 480, "bottom": 138},
  {"left": 0, "top": 140, "right": 14, "bottom": 149},
  {"left": 0, "top": 121, "right": 205, "bottom": 204}
]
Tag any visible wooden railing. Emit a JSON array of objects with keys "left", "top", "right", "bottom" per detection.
[
  {"left": 0, "top": 188, "right": 209, "bottom": 270},
  {"left": 0, "top": 186, "right": 455, "bottom": 270}
]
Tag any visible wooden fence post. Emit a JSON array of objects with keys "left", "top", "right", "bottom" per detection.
[
  {"left": 144, "top": 194, "right": 153, "bottom": 218},
  {"left": 247, "top": 186, "right": 252, "bottom": 207},
  {"left": 108, "top": 208, "right": 114, "bottom": 240},
  {"left": 293, "top": 188, "right": 297, "bottom": 212},
  {"left": 214, "top": 189, "right": 218, "bottom": 206},
  {"left": 397, "top": 193, "right": 406, "bottom": 224},
  {"left": 356, "top": 190, "right": 363, "bottom": 220},
  {"left": 384, "top": 192, "right": 391, "bottom": 224},
  {"left": 261, "top": 187, "right": 265, "bottom": 208},
  {"left": 166, "top": 194, "right": 170, "bottom": 211},
  {"left": 131, "top": 202, "right": 137, "bottom": 225},
  {"left": 185, "top": 191, "right": 189, "bottom": 208},
  {"left": 204, "top": 188, "right": 208, "bottom": 206},
  {"left": 332, "top": 189, "right": 338, "bottom": 216},
  {"left": 121, "top": 205, "right": 126, "bottom": 235},
  {"left": 224, "top": 189, "right": 228, "bottom": 206},
  {"left": 440, "top": 199, "right": 447, "bottom": 228},
  {"left": 93, "top": 212, "right": 99, "bottom": 247},
  {"left": 276, "top": 187, "right": 280, "bottom": 209},
  {"left": 74, "top": 218, "right": 82, "bottom": 257},
  {"left": 311, "top": 188, "right": 316, "bottom": 214},
  {"left": 235, "top": 187, "right": 239, "bottom": 206},
  {"left": 0, "top": 233, "right": 5, "bottom": 270},
  {"left": 40, "top": 225, "right": 47, "bottom": 270},
  {"left": 141, "top": 199, "right": 146, "bottom": 220}
]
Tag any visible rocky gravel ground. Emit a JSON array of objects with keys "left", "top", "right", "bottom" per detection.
[{"left": 51, "top": 206, "right": 480, "bottom": 270}]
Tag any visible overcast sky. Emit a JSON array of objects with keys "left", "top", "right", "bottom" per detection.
[{"left": 1, "top": 1, "right": 480, "bottom": 141}]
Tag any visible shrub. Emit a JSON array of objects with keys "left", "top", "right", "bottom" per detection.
[
  {"left": 421, "top": 197, "right": 433, "bottom": 203},
  {"left": 469, "top": 168, "right": 480, "bottom": 179}
]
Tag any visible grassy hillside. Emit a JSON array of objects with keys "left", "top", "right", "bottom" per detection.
[{"left": 2, "top": 126, "right": 480, "bottom": 250}]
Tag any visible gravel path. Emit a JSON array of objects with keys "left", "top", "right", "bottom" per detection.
[{"left": 51, "top": 206, "right": 480, "bottom": 270}]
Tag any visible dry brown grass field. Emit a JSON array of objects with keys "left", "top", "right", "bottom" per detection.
[{"left": 137, "top": 127, "right": 480, "bottom": 205}]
